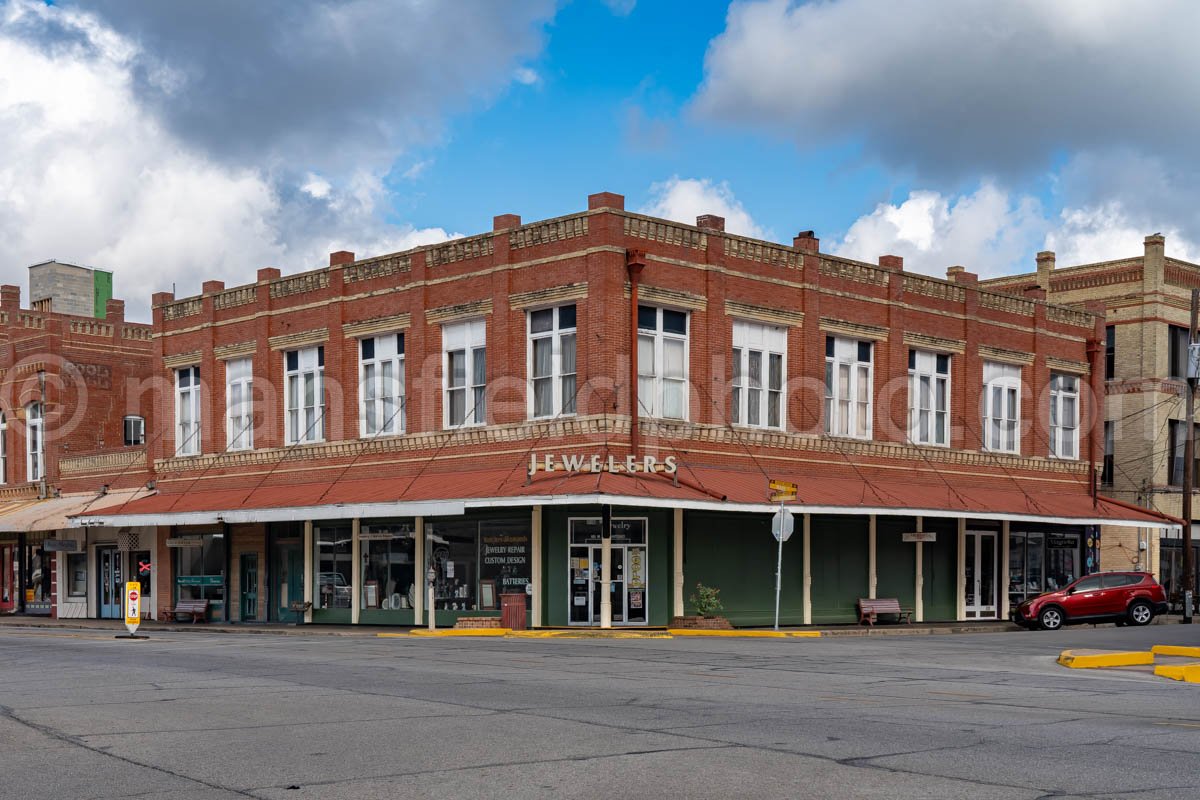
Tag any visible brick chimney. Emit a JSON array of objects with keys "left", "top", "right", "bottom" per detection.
[
  {"left": 0, "top": 285, "right": 19, "bottom": 309},
  {"left": 587, "top": 191, "right": 625, "bottom": 211},
  {"left": 202, "top": 280, "right": 225, "bottom": 294},
  {"left": 793, "top": 231, "right": 819, "bottom": 253},
  {"left": 1036, "top": 250, "right": 1055, "bottom": 292},
  {"left": 257, "top": 267, "right": 281, "bottom": 282},
  {"left": 1143, "top": 233, "right": 1166, "bottom": 294},
  {"left": 696, "top": 214, "right": 726, "bottom": 232},
  {"left": 329, "top": 251, "right": 355, "bottom": 267},
  {"left": 493, "top": 214, "right": 521, "bottom": 230},
  {"left": 946, "top": 266, "right": 978, "bottom": 285},
  {"left": 878, "top": 255, "right": 904, "bottom": 270},
  {"left": 104, "top": 298, "right": 125, "bottom": 322}
]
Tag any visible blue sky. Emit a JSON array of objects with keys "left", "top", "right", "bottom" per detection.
[{"left": 3, "top": 0, "right": 1200, "bottom": 319}]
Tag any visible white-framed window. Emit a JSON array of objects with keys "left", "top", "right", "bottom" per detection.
[
  {"left": 732, "top": 320, "right": 786, "bottom": 429},
  {"left": 26, "top": 401, "right": 44, "bottom": 481},
  {"left": 0, "top": 410, "right": 7, "bottom": 484},
  {"left": 123, "top": 415, "right": 145, "bottom": 446},
  {"left": 175, "top": 366, "right": 201, "bottom": 456},
  {"left": 225, "top": 358, "right": 254, "bottom": 451},
  {"left": 360, "top": 333, "right": 405, "bottom": 437},
  {"left": 908, "top": 350, "right": 950, "bottom": 446},
  {"left": 529, "top": 304, "right": 577, "bottom": 419},
  {"left": 285, "top": 346, "right": 325, "bottom": 444},
  {"left": 824, "top": 336, "right": 872, "bottom": 439},
  {"left": 1049, "top": 372, "right": 1079, "bottom": 459},
  {"left": 983, "top": 361, "right": 1021, "bottom": 454},
  {"left": 444, "top": 319, "right": 486, "bottom": 428},
  {"left": 637, "top": 305, "right": 688, "bottom": 420}
]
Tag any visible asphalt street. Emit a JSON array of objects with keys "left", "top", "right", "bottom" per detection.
[{"left": 1, "top": 624, "right": 1198, "bottom": 800}]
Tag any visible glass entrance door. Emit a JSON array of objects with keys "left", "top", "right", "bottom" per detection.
[
  {"left": 240, "top": 553, "right": 259, "bottom": 621},
  {"left": 567, "top": 518, "right": 648, "bottom": 625},
  {"left": 964, "top": 531, "right": 997, "bottom": 619},
  {"left": 0, "top": 544, "right": 14, "bottom": 612},
  {"left": 98, "top": 547, "right": 122, "bottom": 619}
]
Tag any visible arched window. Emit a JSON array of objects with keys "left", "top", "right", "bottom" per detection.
[{"left": 26, "top": 402, "right": 43, "bottom": 483}]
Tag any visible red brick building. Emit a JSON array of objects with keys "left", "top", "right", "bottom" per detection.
[
  {"left": 83, "top": 192, "right": 1172, "bottom": 627},
  {"left": 0, "top": 275, "right": 155, "bottom": 620}
]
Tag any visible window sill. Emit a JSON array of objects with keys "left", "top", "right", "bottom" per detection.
[
  {"left": 285, "top": 439, "right": 327, "bottom": 447},
  {"left": 529, "top": 413, "right": 577, "bottom": 422},
  {"left": 360, "top": 431, "right": 406, "bottom": 440}
]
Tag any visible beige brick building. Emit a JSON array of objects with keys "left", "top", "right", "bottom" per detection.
[{"left": 982, "top": 235, "right": 1198, "bottom": 604}]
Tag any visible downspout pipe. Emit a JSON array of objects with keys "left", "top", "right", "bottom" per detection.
[
  {"left": 1086, "top": 337, "right": 1101, "bottom": 508},
  {"left": 627, "top": 249, "right": 646, "bottom": 460}
]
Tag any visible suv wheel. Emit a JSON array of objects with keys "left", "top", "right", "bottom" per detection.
[
  {"left": 1128, "top": 600, "right": 1154, "bottom": 627},
  {"left": 1039, "top": 606, "right": 1065, "bottom": 631}
]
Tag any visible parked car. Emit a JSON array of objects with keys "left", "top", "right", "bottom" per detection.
[{"left": 1012, "top": 571, "right": 1168, "bottom": 630}]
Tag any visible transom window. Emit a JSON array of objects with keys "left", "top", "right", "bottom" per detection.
[
  {"left": 123, "top": 415, "right": 145, "bottom": 447},
  {"left": 225, "top": 357, "right": 253, "bottom": 451},
  {"left": 529, "top": 305, "right": 577, "bottom": 419},
  {"left": 908, "top": 350, "right": 950, "bottom": 446},
  {"left": 175, "top": 366, "right": 201, "bottom": 457},
  {"left": 1048, "top": 372, "right": 1079, "bottom": 459},
  {"left": 637, "top": 305, "right": 688, "bottom": 420},
  {"left": 444, "top": 319, "right": 486, "bottom": 428},
  {"left": 983, "top": 361, "right": 1021, "bottom": 454},
  {"left": 824, "top": 336, "right": 872, "bottom": 439},
  {"left": 732, "top": 320, "right": 785, "bottom": 429},
  {"left": 285, "top": 346, "right": 325, "bottom": 444},
  {"left": 360, "top": 333, "right": 405, "bottom": 436}
]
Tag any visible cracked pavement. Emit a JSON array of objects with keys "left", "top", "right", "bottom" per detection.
[{"left": 1, "top": 624, "right": 1198, "bottom": 799}]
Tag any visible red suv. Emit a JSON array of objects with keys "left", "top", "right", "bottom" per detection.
[{"left": 1012, "top": 572, "right": 1168, "bottom": 630}]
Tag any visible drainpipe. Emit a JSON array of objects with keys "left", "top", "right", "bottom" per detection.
[
  {"left": 1086, "top": 337, "right": 1101, "bottom": 508},
  {"left": 627, "top": 250, "right": 646, "bottom": 460}
]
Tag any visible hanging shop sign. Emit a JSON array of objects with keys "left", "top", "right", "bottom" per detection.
[
  {"left": 166, "top": 538, "right": 205, "bottom": 548},
  {"left": 176, "top": 575, "right": 223, "bottom": 587},
  {"left": 1047, "top": 535, "right": 1076, "bottom": 549},
  {"left": 43, "top": 539, "right": 79, "bottom": 552},
  {"left": 528, "top": 453, "right": 678, "bottom": 477},
  {"left": 902, "top": 532, "right": 937, "bottom": 543}
]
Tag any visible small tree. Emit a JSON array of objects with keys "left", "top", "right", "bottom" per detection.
[{"left": 689, "top": 583, "right": 724, "bottom": 618}]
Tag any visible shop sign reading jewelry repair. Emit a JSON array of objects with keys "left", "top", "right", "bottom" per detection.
[{"left": 528, "top": 453, "right": 678, "bottom": 477}]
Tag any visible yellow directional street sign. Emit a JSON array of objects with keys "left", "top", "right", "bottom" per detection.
[
  {"left": 768, "top": 479, "right": 797, "bottom": 501},
  {"left": 769, "top": 491, "right": 795, "bottom": 503},
  {"left": 124, "top": 581, "right": 141, "bottom": 634}
]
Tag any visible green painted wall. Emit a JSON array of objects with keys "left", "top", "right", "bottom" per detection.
[
  {"left": 683, "top": 511, "right": 804, "bottom": 626},
  {"left": 875, "top": 516, "right": 917, "bottom": 609},
  {"left": 93, "top": 270, "right": 113, "bottom": 318},
  {"left": 922, "top": 518, "right": 958, "bottom": 620},
  {"left": 810, "top": 515, "right": 869, "bottom": 623}
]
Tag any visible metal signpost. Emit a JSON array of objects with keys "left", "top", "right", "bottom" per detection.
[{"left": 768, "top": 479, "right": 798, "bottom": 631}]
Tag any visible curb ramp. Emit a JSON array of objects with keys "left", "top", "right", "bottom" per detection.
[{"left": 1058, "top": 646, "right": 1200, "bottom": 683}]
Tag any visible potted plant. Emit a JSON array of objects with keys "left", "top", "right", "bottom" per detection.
[{"left": 671, "top": 582, "right": 733, "bottom": 629}]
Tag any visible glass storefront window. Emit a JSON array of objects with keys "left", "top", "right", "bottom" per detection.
[
  {"left": 174, "top": 534, "right": 226, "bottom": 606},
  {"left": 427, "top": 519, "right": 479, "bottom": 611},
  {"left": 315, "top": 525, "right": 352, "bottom": 610},
  {"left": 426, "top": 516, "right": 531, "bottom": 613},
  {"left": 1045, "top": 535, "right": 1078, "bottom": 590},
  {"left": 67, "top": 552, "right": 87, "bottom": 597},
  {"left": 134, "top": 550, "right": 152, "bottom": 599},
  {"left": 25, "top": 540, "right": 51, "bottom": 611},
  {"left": 360, "top": 520, "right": 415, "bottom": 611},
  {"left": 1009, "top": 529, "right": 1081, "bottom": 607}
]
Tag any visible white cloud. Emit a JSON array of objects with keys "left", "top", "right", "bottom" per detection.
[
  {"left": 513, "top": 66, "right": 540, "bottom": 86},
  {"left": 301, "top": 173, "right": 332, "bottom": 199},
  {"left": 1047, "top": 204, "right": 1200, "bottom": 266},
  {"left": 640, "top": 177, "right": 766, "bottom": 239}
]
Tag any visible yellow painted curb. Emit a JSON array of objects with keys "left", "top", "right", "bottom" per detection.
[
  {"left": 1151, "top": 645, "right": 1200, "bottom": 659},
  {"left": 1153, "top": 662, "right": 1200, "bottom": 683},
  {"left": 376, "top": 632, "right": 411, "bottom": 638},
  {"left": 508, "top": 630, "right": 671, "bottom": 639},
  {"left": 668, "top": 629, "right": 820, "bottom": 638},
  {"left": 408, "top": 628, "right": 511, "bottom": 637},
  {"left": 1057, "top": 649, "right": 1154, "bottom": 668}
]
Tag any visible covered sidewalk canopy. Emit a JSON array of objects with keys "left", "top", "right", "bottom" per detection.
[{"left": 0, "top": 488, "right": 154, "bottom": 533}]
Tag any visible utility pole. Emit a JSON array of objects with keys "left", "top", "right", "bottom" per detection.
[{"left": 1183, "top": 288, "right": 1197, "bottom": 623}]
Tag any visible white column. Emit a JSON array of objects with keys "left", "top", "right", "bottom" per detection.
[
  {"left": 914, "top": 516, "right": 924, "bottom": 623},
  {"left": 868, "top": 515, "right": 877, "bottom": 599},
  {"left": 1000, "top": 520, "right": 1011, "bottom": 620},
  {"left": 600, "top": 535, "right": 612, "bottom": 628},
  {"left": 956, "top": 518, "right": 967, "bottom": 621},
  {"left": 673, "top": 507, "right": 684, "bottom": 619},
  {"left": 413, "top": 517, "right": 424, "bottom": 623},
  {"left": 802, "top": 514, "right": 812, "bottom": 626},
  {"left": 350, "top": 517, "right": 361, "bottom": 625},
  {"left": 303, "top": 520, "right": 313, "bottom": 623},
  {"left": 531, "top": 506, "right": 543, "bottom": 628}
]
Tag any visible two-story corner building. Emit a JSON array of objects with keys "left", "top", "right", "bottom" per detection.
[
  {"left": 982, "top": 235, "right": 1200, "bottom": 606},
  {"left": 0, "top": 264, "right": 156, "bottom": 620},
  {"left": 81, "top": 192, "right": 1172, "bottom": 628}
]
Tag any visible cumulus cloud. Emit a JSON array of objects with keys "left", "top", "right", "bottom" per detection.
[
  {"left": 0, "top": 0, "right": 550, "bottom": 319},
  {"left": 641, "top": 177, "right": 766, "bottom": 239}
]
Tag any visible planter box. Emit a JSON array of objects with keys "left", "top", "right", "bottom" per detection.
[
  {"left": 453, "top": 616, "right": 502, "bottom": 630},
  {"left": 670, "top": 615, "right": 734, "bottom": 630}
]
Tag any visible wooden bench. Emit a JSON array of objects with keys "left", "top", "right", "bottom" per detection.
[
  {"left": 166, "top": 599, "right": 210, "bottom": 624},
  {"left": 287, "top": 600, "right": 312, "bottom": 624},
  {"left": 857, "top": 597, "right": 913, "bottom": 626}
]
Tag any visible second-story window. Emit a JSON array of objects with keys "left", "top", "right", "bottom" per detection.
[
  {"left": 175, "top": 366, "right": 201, "bottom": 456},
  {"left": 0, "top": 411, "right": 7, "bottom": 484},
  {"left": 1048, "top": 373, "right": 1079, "bottom": 459},
  {"left": 908, "top": 350, "right": 950, "bottom": 446},
  {"left": 123, "top": 415, "right": 145, "bottom": 446},
  {"left": 26, "top": 402, "right": 43, "bottom": 481},
  {"left": 983, "top": 361, "right": 1020, "bottom": 454},
  {"left": 1168, "top": 420, "right": 1200, "bottom": 486},
  {"left": 1169, "top": 324, "right": 1190, "bottom": 379},
  {"left": 732, "top": 320, "right": 785, "bottom": 429},
  {"left": 285, "top": 347, "right": 324, "bottom": 444},
  {"left": 1104, "top": 325, "right": 1115, "bottom": 381},
  {"left": 360, "top": 333, "right": 405, "bottom": 436},
  {"left": 824, "top": 337, "right": 872, "bottom": 439},
  {"left": 226, "top": 358, "right": 254, "bottom": 451},
  {"left": 444, "top": 319, "right": 486, "bottom": 428},
  {"left": 1101, "top": 421, "right": 1114, "bottom": 487},
  {"left": 529, "top": 305, "right": 577, "bottom": 419},
  {"left": 637, "top": 305, "right": 688, "bottom": 420}
]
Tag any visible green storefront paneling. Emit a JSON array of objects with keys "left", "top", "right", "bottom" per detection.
[
  {"left": 874, "top": 516, "right": 917, "bottom": 610},
  {"left": 921, "top": 518, "right": 958, "bottom": 621},
  {"left": 682, "top": 511, "right": 805, "bottom": 626},
  {"left": 810, "top": 514, "right": 869, "bottom": 624}
]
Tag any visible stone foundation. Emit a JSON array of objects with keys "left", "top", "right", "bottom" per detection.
[
  {"left": 670, "top": 615, "right": 734, "bottom": 630},
  {"left": 453, "top": 616, "right": 502, "bottom": 629}
]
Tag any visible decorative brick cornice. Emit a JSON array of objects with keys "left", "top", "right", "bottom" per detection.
[
  {"left": 214, "top": 341, "right": 256, "bottom": 360},
  {"left": 724, "top": 300, "right": 803, "bottom": 327},
  {"left": 904, "top": 332, "right": 965, "bottom": 354},
  {"left": 163, "top": 350, "right": 202, "bottom": 369},
  {"left": 508, "top": 283, "right": 589, "bottom": 310},
  {"left": 622, "top": 283, "right": 707, "bottom": 311},
  {"left": 819, "top": 257, "right": 890, "bottom": 287},
  {"left": 509, "top": 216, "right": 588, "bottom": 250},
  {"left": 979, "top": 345, "right": 1033, "bottom": 366},
  {"left": 268, "top": 328, "right": 329, "bottom": 351},
  {"left": 622, "top": 214, "right": 707, "bottom": 249},
  {"left": 723, "top": 237, "right": 801, "bottom": 269},
  {"left": 342, "top": 313, "right": 412, "bottom": 339},
  {"left": 426, "top": 299, "right": 493, "bottom": 325},
  {"left": 820, "top": 317, "right": 889, "bottom": 342},
  {"left": 60, "top": 449, "right": 146, "bottom": 476},
  {"left": 1046, "top": 356, "right": 1090, "bottom": 375}
]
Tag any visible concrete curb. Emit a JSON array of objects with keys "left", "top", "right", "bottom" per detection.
[
  {"left": 668, "top": 629, "right": 821, "bottom": 638},
  {"left": 1153, "top": 662, "right": 1200, "bottom": 683},
  {"left": 1057, "top": 649, "right": 1154, "bottom": 669},
  {"left": 1151, "top": 645, "right": 1200, "bottom": 659}
]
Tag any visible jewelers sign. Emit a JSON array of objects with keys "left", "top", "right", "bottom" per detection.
[{"left": 528, "top": 453, "right": 678, "bottom": 477}]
